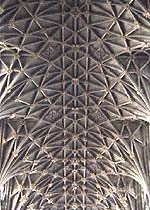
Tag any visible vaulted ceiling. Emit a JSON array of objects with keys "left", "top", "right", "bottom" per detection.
[{"left": 0, "top": 0, "right": 150, "bottom": 209}]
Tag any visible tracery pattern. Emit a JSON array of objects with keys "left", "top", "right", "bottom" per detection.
[{"left": 0, "top": 0, "right": 150, "bottom": 210}]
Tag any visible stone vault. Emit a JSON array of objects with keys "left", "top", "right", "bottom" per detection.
[{"left": 0, "top": 0, "right": 150, "bottom": 209}]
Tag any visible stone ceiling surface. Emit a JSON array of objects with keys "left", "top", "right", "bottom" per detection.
[{"left": 0, "top": 0, "right": 150, "bottom": 209}]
